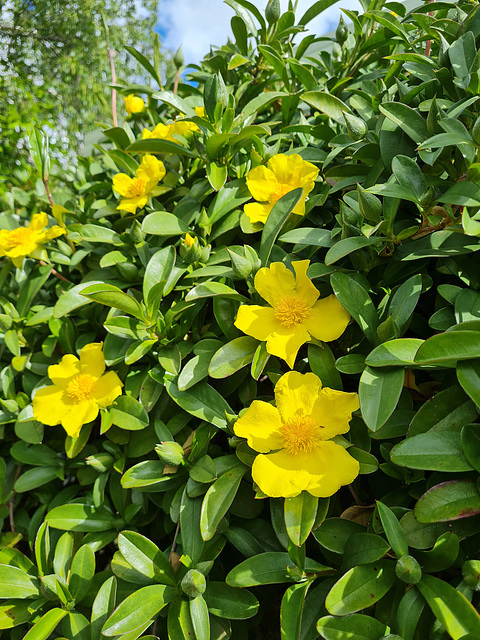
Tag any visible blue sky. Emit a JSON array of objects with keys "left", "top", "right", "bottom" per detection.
[{"left": 156, "top": 0, "right": 362, "bottom": 67}]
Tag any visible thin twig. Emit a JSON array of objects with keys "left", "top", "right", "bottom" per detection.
[
  {"left": 9, "top": 466, "right": 22, "bottom": 532},
  {"left": 173, "top": 70, "right": 180, "bottom": 95},
  {"left": 169, "top": 522, "right": 181, "bottom": 564},
  {"left": 39, "top": 261, "right": 73, "bottom": 283},
  {"left": 348, "top": 483, "right": 362, "bottom": 506},
  {"left": 102, "top": 15, "right": 117, "bottom": 127}
]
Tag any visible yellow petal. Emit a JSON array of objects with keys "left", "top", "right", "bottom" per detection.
[
  {"left": 252, "top": 441, "right": 359, "bottom": 498},
  {"left": 292, "top": 260, "right": 319, "bottom": 308},
  {"left": 267, "top": 154, "right": 319, "bottom": 188},
  {"left": 92, "top": 371, "right": 123, "bottom": 408},
  {"left": 117, "top": 196, "right": 148, "bottom": 214},
  {"left": 234, "top": 305, "right": 280, "bottom": 341},
  {"left": 150, "top": 123, "right": 171, "bottom": 139},
  {"left": 7, "top": 240, "right": 38, "bottom": 259},
  {"left": 234, "top": 400, "right": 284, "bottom": 453},
  {"left": 28, "top": 213, "right": 48, "bottom": 232},
  {"left": 195, "top": 106, "right": 205, "bottom": 117},
  {"left": 266, "top": 323, "right": 310, "bottom": 368},
  {"left": 254, "top": 262, "right": 296, "bottom": 307},
  {"left": 302, "top": 295, "right": 350, "bottom": 342},
  {"left": 244, "top": 202, "right": 274, "bottom": 225},
  {"left": 246, "top": 165, "right": 278, "bottom": 202},
  {"left": 274, "top": 371, "right": 322, "bottom": 423},
  {"left": 33, "top": 385, "right": 69, "bottom": 425},
  {"left": 42, "top": 226, "right": 64, "bottom": 241},
  {"left": 48, "top": 354, "right": 81, "bottom": 388},
  {"left": 113, "top": 174, "right": 134, "bottom": 197},
  {"left": 80, "top": 343, "right": 105, "bottom": 378},
  {"left": 312, "top": 387, "right": 359, "bottom": 439},
  {"left": 142, "top": 128, "right": 153, "bottom": 139},
  {"left": 137, "top": 155, "right": 166, "bottom": 183},
  {"left": 61, "top": 400, "right": 99, "bottom": 438}
]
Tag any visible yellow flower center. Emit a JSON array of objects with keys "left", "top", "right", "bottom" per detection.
[
  {"left": 66, "top": 374, "right": 95, "bottom": 402},
  {"left": 280, "top": 416, "right": 321, "bottom": 455},
  {"left": 125, "top": 178, "right": 146, "bottom": 198},
  {"left": 7, "top": 227, "right": 33, "bottom": 248},
  {"left": 271, "top": 183, "right": 292, "bottom": 203},
  {"left": 274, "top": 295, "right": 310, "bottom": 327}
]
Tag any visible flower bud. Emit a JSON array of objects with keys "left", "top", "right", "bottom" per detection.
[
  {"left": 266, "top": 0, "right": 281, "bottom": 24},
  {"left": 344, "top": 112, "right": 367, "bottom": 141},
  {"left": 124, "top": 94, "right": 144, "bottom": 115},
  {"left": 86, "top": 453, "right": 114, "bottom": 473},
  {"left": 228, "top": 248, "right": 252, "bottom": 280},
  {"left": 395, "top": 555, "right": 422, "bottom": 584},
  {"left": 179, "top": 234, "right": 204, "bottom": 264},
  {"left": 181, "top": 569, "right": 206, "bottom": 598},
  {"left": 462, "top": 560, "right": 480, "bottom": 590},
  {"left": 336, "top": 16, "right": 349, "bottom": 44},
  {"left": 174, "top": 45, "right": 184, "bottom": 69},
  {"left": 155, "top": 441, "right": 185, "bottom": 466}
]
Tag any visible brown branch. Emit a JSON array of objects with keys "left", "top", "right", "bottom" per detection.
[
  {"left": 43, "top": 178, "right": 54, "bottom": 207},
  {"left": 173, "top": 70, "right": 180, "bottom": 95},
  {"left": 39, "top": 261, "right": 73, "bottom": 283},
  {"left": 107, "top": 44, "right": 118, "bottom": 127}
]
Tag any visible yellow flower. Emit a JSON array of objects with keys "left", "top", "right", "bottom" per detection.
[
  {"left": 112, "top": 154, "right": 166, "bottom": 214},
  {"left": 235, "top": 260, "right": 350, "bottom": 368},
  {"left": 142, "top": 118, "right": 199, "bottom": 142},
  {"left": 33, "top": 343, "right": 123, "bottom": 438},
  {"left": 0, "top": 213, "right": 64, "bottom": 268},
  {"left": 194, "top": 106, "right": 205, "bottom": 117},
  {"left": 184, "top": 233, "right": 196, "bottom": 247},
  {"left": 244, "top": 154, "right": 319, "bottom": 224},
  {"left": 124, "top": 94, "right": 145, "bottom": 114},
  {"left": 234, "top": 371, "right": 359, "bottom": 498}
]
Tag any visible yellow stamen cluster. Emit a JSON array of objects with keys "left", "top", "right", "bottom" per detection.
[
  {"left": 274, "top": 296, "right": 310, "bottom": 327},
  {"left": 66, "top": 374, "right": 95, "bottom": 402},
  {"left": 271, "top": 184, "right": 291, "bottom": 203},
  {"left": 7, "top": 228, "right": 33, "bottom": 247},
  {"left": 280, "top": 416, "right": 321, "bottom": 455}
]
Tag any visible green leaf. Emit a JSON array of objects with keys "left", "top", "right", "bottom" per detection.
[
  {"left": 121, "top": 461, "right": 183, "bottom": 491},
  {"left": 341, "top": 533, "right": 391, "bottom": 570},
  {"left": 0, "top": 600, "right": 32, "bottom": 629},
  {"left": 17, "top": 265, "right": 52, "bottom": 317},
  {"left": 279, "top": 227, "right": 333, "bottom": 247},
  {"left": 185, "top": 282, "right": 246, "bottom": 303},
  {"left": 241, "top": 91, "right": 288, "bottom": 119},
  {"left": 365, "top": 339, "right": 423, "bottom": 367},
  {"left": 314, "top": 518, "right": 365, "bottom": 554},
  {"left": 207, "top": 162, "right": 228, "bottom": 191},
  {"left": 227, "top": 553, "right": 331, "bottom": 587},
  {"left": 415, "top": 331, "right": 480, "bottom": 364},
  {"left": 168, "top": 597, "right": 196, "bottom": 639},
  {"left": 165, "top": 377, "right": 233, "bottom": 430},
  {"left": 90, "top": 576, "right": 117, "bottom": 640},
  {"left": 46, "top": 504, "right": 119, "bottom": 532},
  {"left": 325, "top": 560, "right": 396, "bottom": 615},
  {"left": 208, "top": 336, "right": 258, "bottom": 378},
  {"left": 0, "top": 565, "right": 40, "bottom": 598},
  {"left": 457, "top": 359, "right": 480, "bottom": 407},
  {"left": 127, "top": 138, "right": 196, "bottom": 156},
  {"left": 180, "top": 491, "right": 205, "bottom": 564},
  {"left": 461, "top": 424, "right": 480, "bottom": 472},
  {"left": 14, "top": 467, "right": 61, "bottom": 493},
  {"left": 53, "top": 281, "right": 104, "bottom": 318},
  {"left": 110, "top": 395, "right": 149, "bottom": 431},
  {"left": 388, "top": 274, "right": 423, "bottom": 332},
  {"left": 62, "top": 611, "right": 90, "bottom": 640},
  {"left": 359, "top": 366, "right": 405, "bottom": 432},
  {"left": 81, "top": 283, "right": 145, "bottom": 321},
  {"left": 417, "top": 573, "right": 480, "bottom": 640},
  {"left": 325, "top": 236, "right": 384, "bottom": 266},
  {"left": 414, "top": 532, "right": 459, "bottom": 573},
  {"left": 200, "top": 465, "right": 247, "bottom": 541},
  {"left": 415, "top": 479, "right": 480, "bottom": 522},
  {"left": 379, "top": 103, "right": 428, "bottom": 144},
  {"left": 330, "top": 272, "right": 379, "bottom": 345},
  {"left": 204, "top": 582, "right": 259, "bottom": 619},
  {"left": 142, "top": 211, "right": 190, "bottom": 236},
  {"left": 391, "top": 155, "right": 426, "bottom": 201},
  {"left": 143, "top": 246, "right": 176, "bottom": 312},
  {"left": 125, "top": 45, "right": 161, "bottom": 84},
  {"left": 190, "top": 594, "right": 210, "bottom": 640},
  {"left": 118, "top": 531, "right": 177, "bottom": 586},
  {"left": 448, "top": 31, "right": 476, "bottom": 89},
  {"left": 395, "top": 230, "right": 480, "bottom": 260},
  {"left": 376, "top": 501, "right": 409, "bottom": 559},
  {"left": 101, "top": 584, "right": 177, "bottom": 636},
  {"left": 68, "top": 545, "right": 95, "bottom": 603},
  {"left": 71, "top": 224, "right": 122, "bottom": 244},
  {"left": 301, "top": 91, "right": 352, "bottom": 124},
  {"left": 280, "top": 581, "right": 311, "bottom": 640},
  {"left": 298, "top": 0, "right": 342, "bottom": 24},
  {"left": 260, "top": 188, "right": 303, "bottom": 266},
  {"left": 22, "top": 608, "right": 67, "bottom": 640},
  {"left": 284, "top": 492, "right": 318, "bottom": 547},
  {"left": 207, "top": 178, "right": 251, "bottom": 224},
  {"left": 317, "top": 614, "right": 387, "bottom": 640},
  {"left": 409, "top": 385, "right": 477, "bottom": 436},
  {"left": 308, "top": 343, "right": 343, "bottom": 390},
  {"left": 391, "top": 431, "right": 473, "bottom": 472}
]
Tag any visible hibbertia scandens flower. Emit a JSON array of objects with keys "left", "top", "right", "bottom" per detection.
[
  {"left": 235, "top": 260, "right": 349, "bottom": 368},
  {"left": 0, "top": 212, "right": 64, "bottom": 268},
  {"left": 244, "top": 153, "right": 319, "bottom": 224},
  {"left": 113, "top": 154, "right": 166, "bottom": 214},
  {"left": 142, "top": 108, "right": 204, "bottom": 142},
  {"left": 234, "top": 371, "right": 360, "bottom": 498},
  {"left": 33, "top": 343, "right": 123, "bottom": 438},
  {"left": 124, "top": 94, "right": 145, "bottom": 114}
]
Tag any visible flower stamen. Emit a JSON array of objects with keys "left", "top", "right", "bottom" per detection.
[
  {"left": 125, "top": 178, "right": 146, "bottom": 198},
  {"left": 66, "top": 374, "right": 95, "bottom": 402},
  {"left": 274, "top": 295, "right": 310, "bottom": 327},
  {"left": 7, "top": 228, "right": 33, "bottom": 248},
  {"left": 271, "top": 184, "right": 292, "bottom": 203},
  {"left": 280, "top": 416, "right": 321, "bottom": 455}
]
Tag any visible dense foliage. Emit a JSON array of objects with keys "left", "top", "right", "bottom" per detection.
[{"left": 1, "top": 0, "right": 480, "bottom": 638}]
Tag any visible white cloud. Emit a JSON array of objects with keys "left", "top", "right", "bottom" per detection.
[{"left": 157, "top": 0, "right": 363, "bottom": 67}]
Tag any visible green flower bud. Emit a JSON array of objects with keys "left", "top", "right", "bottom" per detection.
[
  {"left": 265, "top": 0, "right": 281, "bottom": 24},
  {"left": 155, "top": 441, "right": 185, "bottom": 466},
  {"left": 395, "top": 555, "right": 422, "bottom": 584},
  {"left": 462, "top": 560, "right": 480, "bottom": 590},
  {"left": 344, "top": 112, "right": 367, "bottom": 141},
  {"left": 228, "top": 248, "right": 252, "bottom": 280},
  {"left": 174, "top": 45, "right": 184, "bottom": 69},
  {"left": 181, "top": 569, "right": 206, "bottom": 598},
  {"left": 130, "top": 220, "right": 145, "bottom": 243},
  {"left": 336, "top": 16, "right": 349, "bottom": 44},
  {"left": 179, "top": 233, "right": 204, "bottom": 264},
  {"left": 86, "top": 453, "right": 114, "bottom": 473}
]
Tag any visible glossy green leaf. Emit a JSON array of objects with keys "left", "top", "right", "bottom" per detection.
[
  {"left": 142, "top": 211, "right": 190, "bottom": 236},
  {"left": 203, "top": 582, "right": 259, "bottom": 619},
  {"left": 359, "top": 366, "right": 404, "bottom": 431},
  {"left": 180, "top": 490, "right": 205, "bottom": 564},
  {"left": 409, "top": 385, "right": 477, "bottom": 436},
  {"left": 415, "top": 480, "right": 480, "bottom": 523},
  {"left": 379, "top": 103, "right": 428, "bottom": 144},
  {"left": 260, "top": 188, "right": 302, "bottom": 266},
  {"left": 461, "top": 424, "right": 480, "bottom": 472},
  {"left": 365, "top": 339, "right": 423, "bottom": 367},
  {"left": 331, "top": 272, "right": 379, "bottom": 345},
  {"left": 317, "top": 614, "right": 387, "bottom": 640},
  {"left": 227, "top": 552, "right": 331, "bottom": 587},
  {"left": 308, "top": 343, "right": 343, "bottom": 390},
  {"left": 118, "top": 530, "right": 177, "bottom": 586},
  {"left": 301, "top": 91, "right": 351, "bottom": 123},
  {"left": 314, "top": 518, "right": 365, "bottom": 554},
  {"left": 413, "top": 532, "right": 459, "bottom": 573},
  {"left": 22, "top": 608, "right": 67, "bottom": 640},
  {"left": 209, "top": 336, "right": 258, "bottom": 378},
  {"left": 280, "top": 581, "right": 311, "bottom": 640},
  {"left": 457, "top": 359, "right": 480, "bottom": 407},
  {"left": 200, "top": 465, "right": 247, "bottom": 540},
  {"left": 166, "top": 376, "right": 233, "bottom": 430},
  {"left": 0, "top": 565, "right": 40, "bottom": 599},
  {"left": 68, "top": 544, "right": 95, "bottom": 603},
  {"left": 325, "top": 236, "right": 384, "bottom": 266},
  {"left": 376, "top": 501, "right": 409, "bottom": 559},
  {"left": 284, "top": 492, "right": 318, "bottom": 547},
  {"left": 415, "top": 331, "right": 480, "bottom": 364},
  {"left": 341, "top": 533, "right": 391, "bottom": 570},
  {"left": 190, "top": 595, "right": 210, "bottom": 640},
  {"left": 81, "top": 283, "right": 145, "bottom": 321},
  {"left": 325, "top": 560, "right": 396, "bottom": 615},
  {"left": 45, "top": 504, "right": 119, "bottom": 532},
  {"left": 110, "top": 395, "right": 149, "bottom": 430},
  {"left": 90, "top": 576, "right": 117, "bottom": 640},
  {"left": 392, "top": 429, "right": 473, "bottom": 471}
]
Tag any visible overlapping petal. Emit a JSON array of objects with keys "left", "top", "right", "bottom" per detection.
[
  {"left": 117, "top": 195, "right": 148, "bottom": 214},
  {"left": 48, "top": 354, "right": 81, "bottom": 388},
  {"left": 267, "top": 154, "right": 318, "bottom": 187},
  {"left": 292, "top": 260, "right": 319, "bottom": 308},
  {"left": 252, "top": 441, "right": 360, "bottom": 498},
  {"left": 246, "top": 165, "right": 278, "bottom": 202},
  {"left": 234, "top": 401, "right": 284, "bottom": 453},
  {"left": 254, "top": 262, "right": 296, "bottom": 307},
  {"left": 274, "top": 371, "right": 322, "bottom": 423},
  {"left": 302, "top": 295, "right": 350, "bottom": 342},
  {"left": 243, "top": 202, "right": 274, "bottom": 224},
  {"left": 234, "top": 306, "right": 280, "bottom": 342},
  {"left": 32, "top": 386, "right": 69, "bottom": 426},
  {"left": 266, "top": 323, "right": 310, "bottom": 369},
  {"left": 80, "top": 343, "right": 105, "bottom": 378},
  {"left": 61, "top": 401, "right": 99, "bottom": 439},
  {"left": 92, "top": 371, "right": 123, "bottom": 408},
  {"left": 312, "top": 387, "right": 360, "bottom": 439},
  {"left": 113, "top": 174, "right": 133, "bottom": 197}
]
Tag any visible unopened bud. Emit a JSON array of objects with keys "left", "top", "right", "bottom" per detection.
[
  {"left": 179, "top": 234, "right": 204, "bottom": 264},
  {"left": 344, "top": 112, "right": 367, "bottom": 141},
  {"left": 86, "top": 453, "right": 114, "bottom": 473},
  {"left": 336, "top": 16, "right": 349, "bottom": 44},
  {"left": 174, "top": 45, "right": 184, "bottom": 69},
  {"left": 155, "top": 441, "right": 185, "bottom": 466},
  {"left": 266, "top": 0, "right": 281, "bottom": 24},
  {"left": 228, "top": 248, "right": 252, "bottom": 280}
]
